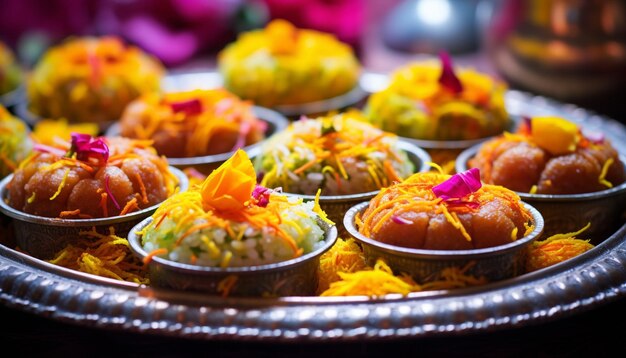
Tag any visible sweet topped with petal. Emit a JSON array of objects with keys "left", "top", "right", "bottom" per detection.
[
  {"left": 7, "top": 133, "right": 179, "bottom": 218},
  {"left": 357, "top": 169, "right": 534, "bottom": 250},
  {"left": 468, "top": 116, "right": 626, "bottom": 194},
  {"left": 27, "top": 36, "right": 164, "bottom": 126},
  {"left": 364, "top": 52, "right": 509, "bottom": 141},
  {"left": 218, "top": 19, "right": 361, "bottom": 107},
  {"left": 118, "top": 89, "right": 267, "bottom": 158},
  {"left": 254, "top": 110, "right": 415, "bottom": 196},
  {"left": 139, "top": 150, "right": 330, "bottom": 267}
]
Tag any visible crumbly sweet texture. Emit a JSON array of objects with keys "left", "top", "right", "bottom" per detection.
[
  {"left": 142, "top": 191, "right": 325, "bottom": 267},
  {"left": 364, "top": 60, "right": 508, "bottom": 141},
  {"left": 255, "top": 110, "right": 415, "bottom": 196},
  {"left": 0, "top": 105, "right": 32, "bottom": 178},
  {"left": 468, "top": 130, "right": 626, "bottom": 195},
  {"left": 27, "top": 36, "right": 164, "bottom": 125},
  {"left": 358, "top": 172, "right": 533, "bottom": 250},
  {"left": 218, "top": 19, "right": 361, "bottom": 107},
  {"left": 7, "top": 137, "right": 178, "bottom": 218},
  {"left": 118, "top": 89, "right": 267, "bottom": 158},
  {"left": 0, "top": 42, "right": 22, "bottom": 95}
]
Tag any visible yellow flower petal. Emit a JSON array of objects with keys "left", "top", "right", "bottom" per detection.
[
  {"left": 201, "top": 149, "right": 256, "bottom": 211},
  {"left": 531, "top": 116, "right": 579, "bottom": 155}
]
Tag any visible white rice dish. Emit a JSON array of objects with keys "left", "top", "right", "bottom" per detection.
[
  {"left": 255, "top": 110, "right": 415, "bottom": 196},
  {"left": 140, "top": 190, "right": 326, "bottom": 267}
]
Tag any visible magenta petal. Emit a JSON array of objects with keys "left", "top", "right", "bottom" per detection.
[
  {"left": 252, "top": 185, "right": 272, "bottom": 207},
  {"left": 87, "top": 138, "right": 110, "bottom": 163},
  {"left": 433, "top": 168, "right": 481, "bottom": 200},
  {"left": 392, "top": 215, "right": 411, "bottom": 225},
  {"left": 70, "top": 133, "right": 110, "bottom": 165},
  {"left": 104, "top": 175, "right": 121, "bottom": 211},
  {"left": 71, "top": 132, "right": 92, "bottom": 149},
  {"left": 438, "top": 51, "right": 463, "bottom": 94},
  {"left": 34, "top": 143, "right": 66, "bottom": 157},
  {"left": 170, "top": 98, "right": 203, "bottom": 116}
]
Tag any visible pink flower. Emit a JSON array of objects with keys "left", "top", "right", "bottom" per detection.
[
  {"left": 438, "top": 51, "right": 463, "bottom": 94},
  {"left": 69, "top": 132, "right": 109, "bottom": 165},
  {"left": 433, "top": 168, "right": 481, "bottom": 200},
  {"left": 252, "top": 184, "right": 272, "bottom": 207}
]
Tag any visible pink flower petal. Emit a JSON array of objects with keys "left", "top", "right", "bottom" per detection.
[
  {"left": 170, "top": 98, "right": 203, "bottom": 116},
  {"left": 433, "top": 168, "right": 481, "bottom": 200},
  {"left": 70, "top": 132, "right": 109, "bottom": 165},
  {"left": 252, "top": 184, "right": 272, "bottom": 207},
  {"left": 33, "top": 143, "right": 66, "bottom": 157},
  {"left": 104, "top": 174, "right": 121, "bottom": 211},
  {"left": 392, "top": 215, "right": 411, "bottom": 225},
  {"left": 438, "top": 51, "right": 463, "bottom": 94}
]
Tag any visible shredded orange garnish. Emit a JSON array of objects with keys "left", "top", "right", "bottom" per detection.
[
  {"left": 59, "top": 209, "right": 81, "bottom": 218},
  {"left": 134, "top": 173, "right": 148, "bottom": 204},
  {"left": 143, "top": 248, "right": 168, "bottom": 265},
  {"left": 99, "top": 192, "right": 109, "bottom": 217},
  {"left": 258, "top": 110, "right": 415, "bottom": 195},
  {"left": 48, "top": 226, "right": 148, "bottom": 284},
  {"left": 217, "top": 275, "right": 239, "bottom": 297},
  {"left": 359, "top": 171, "right": 533, "bottom": 246},
  {"left": 317, "top": 237, "right": 367, "bottom": 294},
  {"left": 526, "top": 223, "right": 594, "bottom": 272},
  {"left": 119, "top": 197, "right": 139, "bottom": 216}
]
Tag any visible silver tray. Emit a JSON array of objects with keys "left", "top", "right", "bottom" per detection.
[{"left": 1, "top": 84, "right": 626, "bottom": 342}]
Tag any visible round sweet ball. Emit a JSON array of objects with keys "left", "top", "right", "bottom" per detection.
[
  {"left": 363, "top": 57, "right": 509, "bottom": 141},
  {"left": 27, "top": 36, "right": 165, "bottom": 127},
  {"left": 468, "top": 116, "right": 626, "bottom": 194},
  {"left": 218, "top": 19, "right": 361, "bottom": 108},
  {"left": 7, "top": 134, "right": 179, "bottom": 219},
  {"left": 358, "top": 171, "right": 534, "bottom": 250},
  {"left": 118, "top": 89, "right": 267, "bottom": 158}
]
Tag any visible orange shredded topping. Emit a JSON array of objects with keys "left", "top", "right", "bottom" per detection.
[
  {"left": 143, "top": 248, "right": 168, "bottom": 265},
  {"left": 359, "top": 171, "right": 533, "bottom": 245},
  {"left": 119, "top": 197, "right": 139, "bottom": 215},
  {"left": 59, "top": 209, "right": 81, "bottom": 218},
  {"left": 48, "top": 226, "right": 148, "bottom": 284},
  {"left": 526, "top": 223, "right": 594, "bottom": 272},
  {"left": 217, "top": 275, "right": 239, "bottom": 297},
  {"left": 133, "top": 173, "right": 148, "bottom": 204},
  {"left": 99, "top": 192, "right": 109, "bottom": 217},
  {"left": 142, "top": 149, "right": 324, "bottom": 268}
]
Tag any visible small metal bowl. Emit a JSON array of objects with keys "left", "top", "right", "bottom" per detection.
[
  {"left": 127, "top": 216, "right": 338, "bottom": 297},
  {"left": 106, "top": 106, "right": 289, "bottom": 176},
  {"left": 343, "top": 201, "right": 544, "bottom": 283},
  {"left": 0, "top": 167, "right": 189, "bottom": 260},
  {"left": 14, "top": 100, "right": 118, "bottom": 132},
  {"left": 273, "top": 83, "right": 369, "bottom": 119},
  {"left": 161, "top": 70, "right": 369, "bottom": 120},
  {"left": 455, "top": 144, "right": 626, "bottom": 244},
  {"left": 251, "top": 140, "right": 432, "bottom": 237}
]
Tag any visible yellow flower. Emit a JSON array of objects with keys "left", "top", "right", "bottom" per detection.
[
  {"left": 531, "top": 116, "right": 579, "bottom": 155},
  {"left": 201, "top": 149, "right": 256, "bottom": 212}
]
